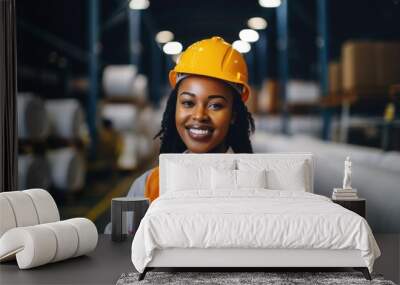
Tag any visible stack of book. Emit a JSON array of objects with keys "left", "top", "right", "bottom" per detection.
[{"left": 332, "top": 188, "right": 358, "bottom": 200}]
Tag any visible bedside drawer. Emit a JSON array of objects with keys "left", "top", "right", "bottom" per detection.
[{"left": 332, "top": 199, "right": 366, "bottom": 218}]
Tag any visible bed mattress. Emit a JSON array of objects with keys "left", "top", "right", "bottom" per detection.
[{"left": 131, "top": 190, "right": 380, "bottom": 273}]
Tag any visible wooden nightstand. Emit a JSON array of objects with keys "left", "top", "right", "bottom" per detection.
[{"left": 332, "top": 198, "right": 366, "bottom": 218}]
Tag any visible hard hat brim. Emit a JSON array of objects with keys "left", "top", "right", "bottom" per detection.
[{"left": 169, "top": 70, "right": 250, "bottom": 103}]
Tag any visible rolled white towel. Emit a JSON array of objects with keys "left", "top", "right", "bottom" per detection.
[{"left": 0, "top": 218, "right": 98, "bottom": 269}]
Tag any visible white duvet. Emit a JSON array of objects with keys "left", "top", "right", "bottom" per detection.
[{"left": 131, "top": 190, "right": 380, "bottom": 273}]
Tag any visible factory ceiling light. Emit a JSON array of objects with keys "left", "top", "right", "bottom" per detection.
[
  {"left": 258, "top": 0, "right": 281, "bottom": 8},
  {"left": 239, "top": 29, "right": 260, "bottom": 43},
  {"left": 155, "top": 31, "right": 174, "bottom": 44},
  {"left": 129, "top": 0, "right": 150, "bottom": 10},
  {"left": 163, "top": 41, "right": 183, "bottom": 55},
  {"left": 232, "top": 40, "right": 251, "bottom": 54},
  {"left": 247, "top": 17, "right": 268, "bottom": 30}
]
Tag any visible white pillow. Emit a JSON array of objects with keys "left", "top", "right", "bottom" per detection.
[
  {"left": 211, "top": 168, "right": 236, "bottom": 190},
  {"left": 237, "top": 159, "right": 308, "bottom": 191},
  {"left": 236, "top": 169, "right": 267, "bottom": 189},
  {"left": 211, "top": 168, "right": 267, "bottom": 190},
  {"left": 166, "top": 160, "right": 235, "bottom": 192}
]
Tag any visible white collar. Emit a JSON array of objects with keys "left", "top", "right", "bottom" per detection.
[{"left": 183, "top": 146, "right": 234, "bottom": 154}]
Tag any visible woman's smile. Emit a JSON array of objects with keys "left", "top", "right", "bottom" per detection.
[{"left": 186, "top": 124, "right": 214, "bottom": 141}]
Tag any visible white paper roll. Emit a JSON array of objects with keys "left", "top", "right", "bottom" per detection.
[
  {"left": 18, "top": 154, "right": 51, "bottom": 190},
  {"left": 103, "top": 65, "right": 137, "bottom": 97},
  {"left": 42, "top": 221, "right": 79, "bottom": 262},
  {"left": 136, "top": 134, "right": 152, "bottom": 160},
  {"left": 45, "top": 99, "right": 86, "bottom": 140},
  {"left": 286, "top": 80, "right": 320, "bottom": 104},
  {"left": 118, "top": 133, "right": 139, "bottom": 170},
  {"left": 64, "top": 218, "right": 98, "bottom": 257},
  {"left": 17, "top": 93, "right": 49, "bottom": 140},
  {"left": 0, "top": 196, "right": 17, "bottom": 238},
  {"left": 137, "top": 106, "right": 162, "bottom": 138},
  {"left": 0, "top": 226, "right": 57, "bottom": 269},
  {"left": 47, "top": 148, "right": 86, "bottom": 192},
  {"left": 1, "top": 192, "right": 39, "bottom": 227},
  {"left": 102, "top": 104, "right": 138, "bottom": 132},
  {"left": 23, "top": 189, "right": 60, "bottom": 224},
  {"left": 132, "top": 74, "right": 148, "bottom": 100}
]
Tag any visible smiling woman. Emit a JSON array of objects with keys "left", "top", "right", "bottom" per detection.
[
  {"left": 175, "top": 75, "right": 235, "bottom": 153},
  {"left": 120, "top": 36, "right": 255, "bottom": 210}
]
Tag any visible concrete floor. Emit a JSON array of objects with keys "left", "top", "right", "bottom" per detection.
[{"left": 374, "top": 233, "right": 400, "bottom": 284}]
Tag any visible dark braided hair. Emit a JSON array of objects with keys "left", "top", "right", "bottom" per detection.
[{"left": 153, "top": 81, "right": 255, "bottom": 154}]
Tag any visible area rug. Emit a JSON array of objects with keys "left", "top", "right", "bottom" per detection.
[{"left": 116, "top": 271, "right": 396, "bottom": 285}]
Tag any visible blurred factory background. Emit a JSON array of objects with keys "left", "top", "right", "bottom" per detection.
[{"left": 15, "top": 0, "right": 400, "bottom": 240}]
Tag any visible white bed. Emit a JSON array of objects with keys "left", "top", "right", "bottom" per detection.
[{"left": 131, "top": 153, "right": 380, "bottom": 280}]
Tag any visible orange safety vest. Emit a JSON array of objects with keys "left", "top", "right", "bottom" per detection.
[{"left": 144, "top": 166, "right": 159, "bottom": 202}]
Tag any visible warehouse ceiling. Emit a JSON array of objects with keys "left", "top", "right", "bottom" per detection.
[{"left": 16, "top": 0, "right": 400, "bottom": 85}]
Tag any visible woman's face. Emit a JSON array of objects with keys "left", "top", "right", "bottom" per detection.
[{"left": 175, "top": 75, "right": 235, "bottom": 153}]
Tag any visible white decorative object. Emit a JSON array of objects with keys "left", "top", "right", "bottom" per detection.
[
  {"left": 0, "top": 190, "right": 60, "bottom": 237},
  {"left": 0, "top": 191, "right": 40, "bottom": 227},
  {"left": 24, "top": 189, "right": 60, "bottom": 224},
  {"left": 0, "top": 196, "right": 17, "bottom": 237},
  {"left": 332, "top": 156, "right": 358, "bottom": 200},
  {"left": 343, "top": 156, "right": 352, "bottom": 190},
  {"left": 0, "top": 189, "right": 98, "bottom": 269},
  {"left": 0, "top": 218, "right": 98, "bottom": 269}
]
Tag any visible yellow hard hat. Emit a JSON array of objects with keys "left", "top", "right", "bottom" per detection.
[{"left": 169, "top": 36, "right": 250, "bottom": 102}]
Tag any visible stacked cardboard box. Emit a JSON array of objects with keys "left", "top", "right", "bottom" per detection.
[
  {"left": 328, "top": 62, "right": 342, "bottom": 94},
  {"left": 258, "top": 79, "right": 279, "bottom": 114},
  {"left": 341, "top": 41, "right": 400, "bottom": 91}
]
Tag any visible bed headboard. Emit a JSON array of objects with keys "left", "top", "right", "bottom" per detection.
[{"left": 159, "top": 153, "right": 314, "bottom": 195}]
